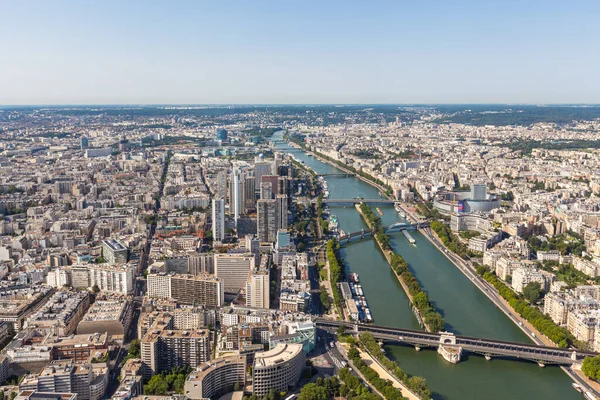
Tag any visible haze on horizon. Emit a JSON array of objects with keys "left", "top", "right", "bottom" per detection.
[{"left": 1, "top": 0, "right": 599, "bottom": 105}]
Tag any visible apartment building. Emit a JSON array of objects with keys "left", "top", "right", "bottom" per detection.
[
  {"left": 214, "top": 254, "right": 255, "bottom": 293},
  {"left": 101, "top": 239, "right": 128, "bottom": 264},
  {"left": 147, "top": 273, "right": 224, "bottom": 307},
  {"left": 184, "top": 355, "right": 246, "bottom": 399},
  {"left": 252, "top": 343, "right": 305, "bottom": 397}
]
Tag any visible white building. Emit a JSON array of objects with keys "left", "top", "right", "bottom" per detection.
[
  {"left": 88, "top": 264, "right": 135, "bottom": 295},
  {"left": 212, "top": 199, "right": 225, "bottom": 242}
]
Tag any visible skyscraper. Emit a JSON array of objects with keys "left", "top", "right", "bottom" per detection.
[
  {"left": 246, "top": 269, "right": 270, "bottom": 309},
  {"left": 260, "top": 182, "right": 272, "bottom": 200},
  {"left": 257, "top": 199, "right": 277, "bottom": 242},
  {"left": 254, "top": 162, "right": 272, "bottom": 189},
  {"left": 244, "top": 175, "right": 256, "bottom": 211},
  {"left": 214, "top": 254, "right": 256, "bottom": 293},
  {"left": 212, "top": 199, "right": 225, "bottom": 242},
  {"left": 229, "top": 169, "right": 245, "bottom": 226},
  {"left": 276, "top": 194, "right": 288, "bottom": 231},
  {"left": 80, "top": 136, "right": 89, "bottom": 150}
]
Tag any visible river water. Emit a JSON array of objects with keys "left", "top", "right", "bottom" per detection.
[{"left": 272, "top": 132, "right": 582, "bottom": 400}]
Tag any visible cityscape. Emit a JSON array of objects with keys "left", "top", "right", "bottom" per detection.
[{"left": 3, "top": 1, "right": 600, "bottom": 400}]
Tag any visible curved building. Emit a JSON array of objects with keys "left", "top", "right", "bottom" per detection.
[
  {"left": 184, "top": 355, "right": 246, "bottom": 399},
  {"left": 433, "top": 184, "right": 500, "bottom": 215},
  {"left": 252, "top": 343, "right": 305, "bottom": 397}
]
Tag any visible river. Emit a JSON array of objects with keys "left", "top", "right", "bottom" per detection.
[{"left": 271, "top": 131, "right": 582, "bottom": 400}]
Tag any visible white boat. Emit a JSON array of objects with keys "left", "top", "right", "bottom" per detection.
[{"left": 584, "top": 391, "right": 597, "bottom": 400}]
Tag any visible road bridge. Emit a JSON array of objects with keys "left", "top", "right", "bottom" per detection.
[
  {"left": 322, "top": 199, "right": 396, "bottom": 205},
  {"left": 315, "top": 319, "right": 595, "bottom": 366},
  {"left": 316, "top": 173, "right": 356, "bottom": 178},
  {"left": 337, "top": 222, "right": 430, "bottom": 245}
]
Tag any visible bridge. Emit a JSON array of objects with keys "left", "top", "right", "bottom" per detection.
[
  {"left": 337, "top": 222, "right": 429, "bottom": 245},
  {"left": 322, "top": 198, "right": 396, "bottom": 205},
  {"left": 315, "top": 319, "right": 595, "bottom": 366},
  {"left": 316, "top": 173, "right": 356, "bottom": 178}
]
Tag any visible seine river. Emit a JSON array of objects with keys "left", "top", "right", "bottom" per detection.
[{"left": 272, "top": 131, "right": 582, "bottom": 400}]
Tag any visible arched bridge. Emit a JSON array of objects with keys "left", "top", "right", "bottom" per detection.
[
  {"left": 315, "top": 318, "right": 595, "bottom": 366},
  {"left": 316, "top": 173, "right": 356, "bottom": 178},
  {"left": 322, "top": 199, "right": 396, "bottom": 205},
  {"left": 337, "top": 222, "right": 430, "bottom": 245}
]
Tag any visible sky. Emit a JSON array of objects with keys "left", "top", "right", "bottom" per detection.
[{"left": 1, "top": 0, "right": 599, "bottom": 105}]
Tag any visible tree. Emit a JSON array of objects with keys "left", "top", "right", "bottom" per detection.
[
  {"left": 336, "top": 325, "right": 346, "bottom": 337},
  {"left": 583, "top": 355, "right": 600, "bottom": 380},
  {"left": 298, "top": 383, "right": 328, "bottom": 400},
  {"left": 523, "top": 282, "right": 542, "bottom": 304},
  {"left": 233, "top": 382, "right": 241, "bottom": 392},
  {"left": 92, "top": 284, "right": 100, "bottom": 293}
]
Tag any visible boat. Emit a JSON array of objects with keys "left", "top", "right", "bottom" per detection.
[
  {"left": 376, "top": 207, "right": 383, "bottom": 216},
  {"left": 585, "top": 391, "right": 597, "bottom": 400},
  {"left": 329, "top": 215, "right": 339, "bottom": 231},
  {"left": 572, "top": 384, "right": 582, "bottom": 393},
  {"left": 352, "top": 273, "right": 360, "bottom": 283}
]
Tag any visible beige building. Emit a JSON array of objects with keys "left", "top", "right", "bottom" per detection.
[
  {"left": 77, "top": 297, "right": 133, "bottom": 337},
  {"left": 252, "top": 343, "right": 305, "bottom": 397},
  {"left": 141, "top": 317, "right": 211, "bottom": 378},
  {"left": 511, "top": 267, "right": 546, "bottom": 293},
  {"left": 567, "top": 309, "right": 600, "bottom": 344},
  {"left": 147, "top": 273, "right": 224, "bottom": 307},
  {"left": 184, "top": 355, "right": 246, "bottom": 399},
  {"left": 246, "top": 269, "right": 270, "bottom": 309},
  {"left": 214, "top": 254, "right": 255, "bottom": 293},
  {"left": 543, "top": 292, "right": 576, "bottom": 325}
]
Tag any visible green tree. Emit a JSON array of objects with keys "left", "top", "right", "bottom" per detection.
[
  {"left": 299, "top": 383, "right": 329, "bottom": 400},
  {"left": 583, "top": 355, "right": 600, "bottom": 381},
  {"left": 523, "top": 282, "right": 542, "bottom": 304}
]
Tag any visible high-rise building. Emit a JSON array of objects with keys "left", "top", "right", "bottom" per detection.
[
  {"left": 212, "top": 199, "right": 225, "bottom": 242},
  {"left": 229, "top": 169, "right": 244, "bottom": 225},
  {"left": 101, "top": 239, "right": 128, "bottom": 264},
  {"left": 470, "top": 183, "right": 487, "bottom": 201},
  {"left": 276, "top": 194, "right": 288, "bottom": 231},
  {"left": 141, "top": 324, "right": 210, "bottom": 378},
  {"left": 147, "top": 273, "right": 224, "bottom": 307},
  {"left": 245, "top": 235, "right": 260, "bottom": 257},
  {"left": 252, "top": 343, "right": 305, "bottom": 397},
  {"left": 244, "top": 175, "right": 257, "bottom": 211},
  {"left": 246, "top": 268, "right": 270, "bottom": 309},
  {"left": 80, "top": 136, "right": 89, "bottom": 150},
  {"left": 216, "top": 129, "right": 228, "bottom": 141},
  {"left": 260, "top": 182, "right": 273, "bottom": 200},
  {"left": 214, "top": 254, "right": 255, "bottom": 293},
  {"left": 257, "top": 199, "right": 277, "bottom": 242},
  {"left": 254, "top": 162, "right": 273, "bottom": 189},
  {"left": 261, "top": 175, "right": 279, "bottom": 197},
  {"left": 216, "top": 170, "right": 228, "bottom": 201},
  {"left": 276, "top": 230, "right": 291, "bottom": 250}
]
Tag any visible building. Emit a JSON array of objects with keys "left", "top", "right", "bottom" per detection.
[
  {"left": 77, "top": 297, "right": 133, "bottom": 337},
  {"left": 212, "top": 199, "right": 225, "bottom": 242},
  {"left": 216, "top": 129, "right": 228, "bottom": 141},
  {"left": 88, "top": 264, "right": 135, "bottom": 295},
  {"left": 252, "top": 343, "right": 305, "bottom": 397},
  {"left": 19, "top": 359, "right": 108, "bottom": 400},
  {"left": 111, "top": 358, "right": 143, "bottom": 400},
  {"left": 511, "top": 267, "right": 546, "bottom": 293},
  {"left": 184, "top": 355, "right": 246, "bottom": 400},
  {"left": 214, "top": 254, "right": 255, "bottom": 293},
  {"left": 80, "top": 136, "right": 89, "bottom": 150},
  {"left": 276, "top": 194, "right": 288, "bottom": 231},
  {"left": 147, "top": 273, "right": 224, "bottom": 307},
  {"left": 25, "top": 291, "right": 90, "bottom": 336},
  {"left": 537, "top": 250, "right": 561, "bottom": 262},
  {"left": 257, "top": 199, "right": 277, "bottom": 242},
  {"left": 141, "top": 325, "right": 210, "bottom": 378},
  {"left": 0, "top": 355, "right": 9, "bottom": 385},
  {"left": 15, "top": 391, "right": 78, "bottom": 400},
  {"left": 543, "top": 292, "right": 576, "bottom": 325},
  {"left": 101, "top": 239, "right": 128, "bottom": 265},
  {"left": 246, "top": 269, "right": 270, "bottom": 309},
  {"left": 567, "top": 309, "right": 600, "bottom": 344}
]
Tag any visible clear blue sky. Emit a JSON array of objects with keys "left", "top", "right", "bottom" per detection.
[{"left": 1, "top": 0, "right": 599, "bottom": 105}]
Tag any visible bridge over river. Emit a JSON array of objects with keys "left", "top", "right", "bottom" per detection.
[
  {"left": 316, "top": 318, "right": 595, "bottom": 366},
  {"left": 337, "top": 222, "right": 430, "bottom": 245},
  {"left": 321, "top": 198, "right": 397, "bottom": 205}
]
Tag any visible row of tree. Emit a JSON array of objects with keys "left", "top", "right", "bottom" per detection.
[
  {"left": 358, "top": 333, "right": 431, "bottom": 399},
  {"left": 346, "top": 346, "right": 407, "bottom": 400},
  {"left": 390, "top": 253, "right": 445, "bottom": 332},
  {"left": 430, "top": 220, "right": 475, "bottom": 259},
  {"left": 144, "top": 366, "right": 192, "bottom": 395},
  {"left": 326, "top": 239, "right": 344, "bottom": 313},
  {"left": 478, "top": 270, "right": 580, "bottom": 348}
]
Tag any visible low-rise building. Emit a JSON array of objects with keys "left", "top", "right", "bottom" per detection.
[{"left": 77, "top": 297, "right": 133, "bottom": 337}]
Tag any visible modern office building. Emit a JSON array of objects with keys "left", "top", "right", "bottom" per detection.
[
  {"left": 433, "top": 184, "right": 500, "bottom": 215},
  {"left": 257, "top": 199, "right": 277, "bottom": 242},
  {"left": 244, "top": 175, "right": 257, "bottom": 211},
  {"left": 214, "top": 254, "right": 255, "bottom": 293},
  {"left": 212, "top": 199, "right": 225, "bottom": 242},
  {"left": 216, "top": 129, "right": 228, "bottom": 141},
  {"left": 252, "top": 343, "right": 305, "bottom": 397},
  {"left": 184, "top": 355, "right": 246, "bottom": 399},
  {"left": 101, "top": 239, "right": 128, "bottom": 265},
  {"left": 254, "top": 162, "right": 273, "bottom": 189}
]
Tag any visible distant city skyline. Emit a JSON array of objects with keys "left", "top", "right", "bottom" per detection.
[{"left": 1, "top": 0, "right": 600, "bottom": 105}]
